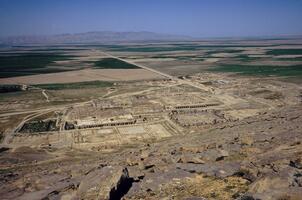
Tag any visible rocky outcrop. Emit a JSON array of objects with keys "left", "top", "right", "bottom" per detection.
[
  {"left": 1, "top": 105, "right": 302, "bottom": 199},
  {"left": 77, "top": 166, "right": 132, "bottom": 200}
]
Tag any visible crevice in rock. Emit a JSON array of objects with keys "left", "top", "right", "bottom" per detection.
[
  {"left": 233, "top": 171, "right": 255, "bottom": 182},
  {"left": 0, "top": 147, "right": 10, "bottom": 153},
  {"left": 109, "top": 169, "right": 134, "bottom": 200}
]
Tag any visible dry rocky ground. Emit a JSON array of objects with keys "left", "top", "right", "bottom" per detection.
[{"left": 0, "top": 103, "right": 302, "bottom": 200}]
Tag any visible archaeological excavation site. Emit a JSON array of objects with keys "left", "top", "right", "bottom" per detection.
[{"left": 0, "top": 35, "right": 302, "bottom": 200}]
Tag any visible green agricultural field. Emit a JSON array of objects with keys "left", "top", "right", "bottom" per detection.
[
  {"left": 0, "top": 52, "right": 76, "bottom": 78},
  {"left": 234, "top": 54, "right": 262, "bottom": 62},
  {"left": 92, "top": 58, "right": 139, "bottom": 69},
  {"left": 103, "top": 44, "right": 278, "bottom": 52},
  {"left": 275, "top": 57, "right": 302, "bottom": 61},
  {"left": 28, "top": 48, "right": 87, "bottom": 52},
  {"left": 266, "top": 49, "right": 302, "bottom": 56},
  {"left": 205, "top": 49, "right": 243, "bottom": 55},
  {"left": 34, "top": 81, "right": 113, "bottom": 90},
  {"left": 107, "top": 45, "right": 202, "bottom": 52},
  {"left": 0, "top": 47, "right": 87, "bottom": 53},
  {"left": 209, "top": 64, "right": 302, "bottom": 77}
]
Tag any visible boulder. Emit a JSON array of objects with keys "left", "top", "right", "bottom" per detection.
[
  {"left": 77, "top": 166, "right": 132, "bottom": 200},
  {"left": 138, "top": 160, "right": 155, "bottom": 170},
  {"left": 248, "top": 172, "right": 302, "bottom": 200},
  {"left": 179, "top": 146, "right": 206, "bottom": 153},
  {"left": 127, "top": 166, "right": 145, "bottom": 181},
  {"left": 216, "top": 149, "right": 229, "bottom": 161},
  {"left": 15, "top": 181, "right": 78, "bottom": 200},
  {"left": 176, "top": 162, "right": 241, "bottom": 178},
  {"left": 176, "top": 155, "right": 205, "bottom": 164}
]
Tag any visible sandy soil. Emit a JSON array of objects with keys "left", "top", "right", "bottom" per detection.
[{"left": 0, "top": 69, "right": 165, "bottom": 84}]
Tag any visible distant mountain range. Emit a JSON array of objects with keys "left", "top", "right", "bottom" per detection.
[{"left": 0, "top": 31, "right": 194, "bottom": 44}]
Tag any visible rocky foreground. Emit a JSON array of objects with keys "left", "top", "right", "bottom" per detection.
[{"left": 0, "top": 105, "right": 302, "bottom": 200}]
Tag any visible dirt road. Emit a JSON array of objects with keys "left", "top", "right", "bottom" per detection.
[{"left": 102, "top": 51, "right": 214, "bottom": 93}]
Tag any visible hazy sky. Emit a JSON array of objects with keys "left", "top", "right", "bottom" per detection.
[{"left": 0, "top": 0, "right": 302, "bottom": 37}]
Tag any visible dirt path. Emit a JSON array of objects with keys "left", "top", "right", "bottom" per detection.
[
  {"left": 42, "top": 89, "right": 50, "bottom": 102},
  {"left": 102, "top": 51, "right": 174, "bottom": 80},
  {"left": 103, "top": 51, "right": 214, "bottom": 93}
]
